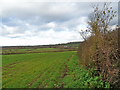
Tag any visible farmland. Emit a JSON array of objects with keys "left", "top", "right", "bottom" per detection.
[
  {"left": 1, "top": 41, "right": 80, "bottom": 55},
  {"left": 2, "top": 48, "right": 76, "bottom": 55},
  {"left": 2, "top": 49, "right": 109, "bottom": 88}
]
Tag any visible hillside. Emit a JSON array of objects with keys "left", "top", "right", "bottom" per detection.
[{"left": 2, "top": 41, "right": 82, "bottom": 49}]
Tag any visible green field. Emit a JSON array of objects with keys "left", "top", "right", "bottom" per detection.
[
  {"left": 2, "top": 48, "right": 75, "bottom": 55},
  {"left": 2, "top": 51, "right": 109, "bottom": 88}
]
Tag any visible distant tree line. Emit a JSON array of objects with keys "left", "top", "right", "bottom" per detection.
[{"left": 2, "top": 41, "right": 82, "bottom": 49}]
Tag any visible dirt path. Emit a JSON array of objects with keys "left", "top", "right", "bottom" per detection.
[{"left": 60, "top": 54, "right": 74, "bottom": 88}]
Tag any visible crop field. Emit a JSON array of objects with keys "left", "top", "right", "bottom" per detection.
[
  {"left": 2, "top": 51, "right": 74, "bottom": 88},
  {"left": 2, "top": 51, "right": 110, "bottom": 88},
  {"left": 2, "top": 48, "right": 76, "bottom": 55}
]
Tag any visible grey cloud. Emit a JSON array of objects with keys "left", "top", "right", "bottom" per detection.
[
  {"left": 1, "top": 2, "right": 92, "bottom": 23},
  {"left": 0, "top": 2, "right": 118, "bottom": 46}
]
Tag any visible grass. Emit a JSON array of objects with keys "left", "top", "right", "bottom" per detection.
[
  {"left": 2, "top": 48, "right": 75, "bottom": 55},
  {"left": 2, "top": 51, "right": 110, "bottom": 88},
  {"left": 2, "top": 51, "right": 74, "bottom": 88}
]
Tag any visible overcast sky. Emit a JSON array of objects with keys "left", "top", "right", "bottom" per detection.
[{"left": 0, "top": 1, "right": 118, "bottom": 46}]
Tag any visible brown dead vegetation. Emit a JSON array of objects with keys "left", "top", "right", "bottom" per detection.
[{"left": 78, "top": 3, "right": 120, "bottom": 88}]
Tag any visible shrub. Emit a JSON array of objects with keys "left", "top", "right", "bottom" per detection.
[{"left": 78, "top": 3, "right": 120, "bottom": 88}]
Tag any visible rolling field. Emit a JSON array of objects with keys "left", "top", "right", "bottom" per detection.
[
  {"left": 2, "top": 48, "right": 75, "bottom": 55},
  {"left": 2, "top": 51, "right": 109, "bottom": 88},
  {"left": 2, "top": 51, "right": 75, "bottom": 88}
]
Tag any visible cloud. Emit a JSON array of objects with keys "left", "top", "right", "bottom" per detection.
[
  {"left": 1, "top": 2, "right": 91, "bottom": 22},
  {"left": 0, "top": 29, "right": 82, "bottom": 46},
  {"left": 0, "top": 1, "right": 118, "bottom": 46},
  {"left": 45, "top": 22, "right": 56, "bottom": 28}
]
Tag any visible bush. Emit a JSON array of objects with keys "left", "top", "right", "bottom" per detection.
[{"left": 78, "top": 3, "right": 120, "bottom": 88}]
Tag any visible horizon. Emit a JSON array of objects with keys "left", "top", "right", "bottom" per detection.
[
  {"left": 1, "top": 40, "right": 82, "bottom": 47},
  {"left": 0, "top": 1, "right": 118, "bottom": 46}
]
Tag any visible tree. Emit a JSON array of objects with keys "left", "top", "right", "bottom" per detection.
[{"left": 78, "top": 2, "right": 119, "bottom": 87}]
